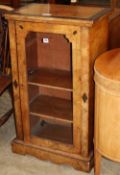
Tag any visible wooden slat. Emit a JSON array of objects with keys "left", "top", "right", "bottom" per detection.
[
  {"left": 30, "top": 95, "right": 73, "bottom": 124},
  {"left": 31, "top": 122, "right": 73, "bottom": 144},
  {"left": 28, "top": 68, "right": 72, "bottom": 91},
  {"left": 0, "top": 108, "right": 13, "bottom": 127}
]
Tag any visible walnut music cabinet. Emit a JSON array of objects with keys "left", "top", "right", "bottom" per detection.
[{"left": 5, "top": 4, "right": 110, "bottom": 172}]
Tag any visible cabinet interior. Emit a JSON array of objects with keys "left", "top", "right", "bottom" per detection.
[{"left": 25, "top": 31, "right": 73, "bottom": 144}]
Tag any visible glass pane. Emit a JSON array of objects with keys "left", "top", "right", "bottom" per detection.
[
  {"left": 25, "top": 31, "right": 73, "bottom": 144},
  {"left": 30, "top": 115, "right": 73, "bottom": 144}
]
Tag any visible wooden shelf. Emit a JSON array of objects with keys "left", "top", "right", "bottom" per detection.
[
  {"left": 30, "top": 95, "right": 73, "bottom": 124},
  {"left": 31, "top": 121, "right": 73, "bottom": 144},
  {"left": 28, "top": 68, "right": 72, "bottom": 92}
]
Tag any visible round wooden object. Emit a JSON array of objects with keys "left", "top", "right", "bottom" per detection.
[{"left": 94, "top": 48, "right": 120, "bottom": 162}]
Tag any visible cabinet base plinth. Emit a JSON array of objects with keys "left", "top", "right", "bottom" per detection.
[{"left": 11, "top": 139, "right": 93, "bottom": 172}]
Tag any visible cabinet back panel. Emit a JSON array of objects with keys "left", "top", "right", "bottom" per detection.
[
  {"left": 37, "top": 33, "right": 72, "bottom": 71},
  {"left": 25, "top": 32, "right": 72, "bottom": 72}
]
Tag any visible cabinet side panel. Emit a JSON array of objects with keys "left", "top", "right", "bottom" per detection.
[
  {"left": 89, "top": 16, "right": 109, "bottom": 154},
  {"left": 79, "top": 16, "right": 109, "bottom": 157},
  {"left": 109, "top": 12, "right": 120, "bottom": 49},
  {"left": 8, "top": 20, "right": 23, "bottom": 140}
]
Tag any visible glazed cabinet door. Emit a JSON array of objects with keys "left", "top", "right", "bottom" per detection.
[{"left": 16, "top": 21, "right": 82, "bottom": 154}]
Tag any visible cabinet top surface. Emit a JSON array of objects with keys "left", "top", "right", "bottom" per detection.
[{"left": 5, "top": 3, "right": 110, "bottom": 23}]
